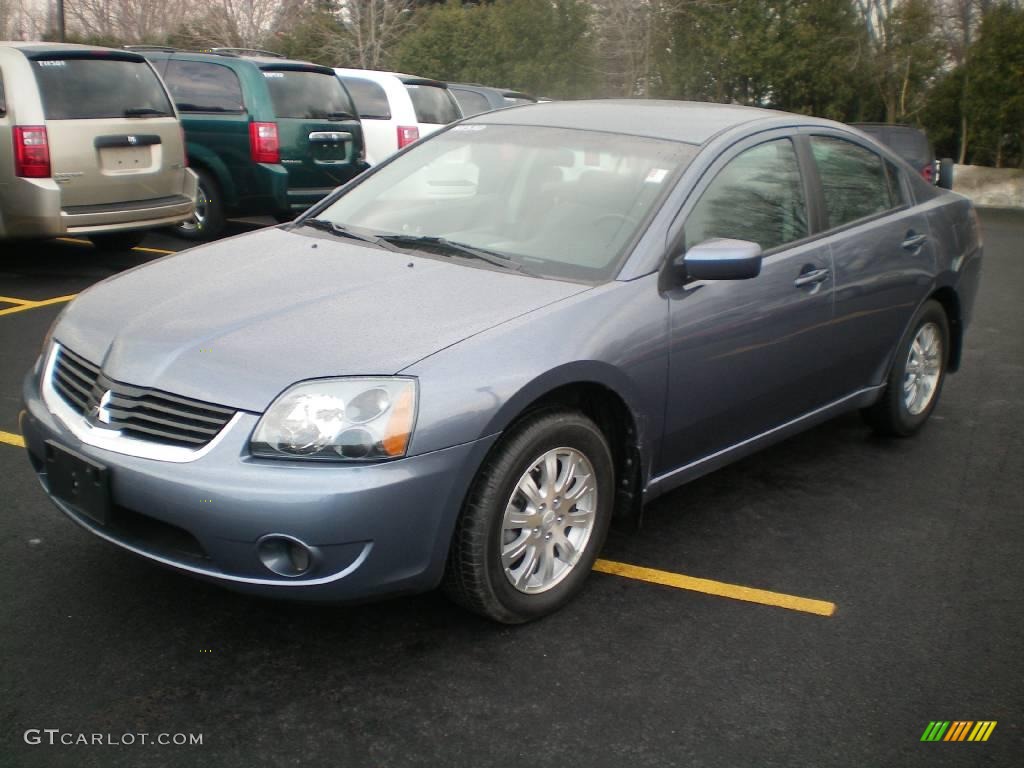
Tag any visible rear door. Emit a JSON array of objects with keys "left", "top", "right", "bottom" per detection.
[
  {"left": 807, "top": 133, "right": 935, "bottom": 389},
  {"left": 261, "top": 65, "right": 364, "bottom": 192},
  {"left": 28, "top": 51, "right": 183, "bottom": 208}
]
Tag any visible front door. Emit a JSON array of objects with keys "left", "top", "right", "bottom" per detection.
[{"left": 657, "top": 136, "right": 838, "bottom": 476}]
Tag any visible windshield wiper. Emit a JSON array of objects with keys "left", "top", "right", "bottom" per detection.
[
  {"left": 377, "top": 234, "right": 530, "bottom": 274},
  {"left": 298, "top": 219, "right": 399, "bottom": 250},
  {"left": 124, "top": 107, "right": 171, "bottom": 117},
  {"left": 324, "top": 111, "right": 355, "bottom": 121}
]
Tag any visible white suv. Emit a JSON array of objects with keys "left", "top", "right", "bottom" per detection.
[{"left": 334, "top": 69, "right": 462, "bottom": 165}]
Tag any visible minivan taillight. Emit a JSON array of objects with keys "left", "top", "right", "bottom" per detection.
[
  {"left": 14, "top": 126, "right": 51, "bottom": 178},
  {"left": 249, "top": 121, "right": 280, "bottom": 164},
  {"left": 396, "top": 125, "right": 420, "bottom": 149},
  {"left": 922, "top": 164, "right": 934, "bottom": 183}
]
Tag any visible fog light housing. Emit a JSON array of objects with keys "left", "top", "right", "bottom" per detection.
[{"left": 257, "top": 535, "right": 317, "bottom": 577}]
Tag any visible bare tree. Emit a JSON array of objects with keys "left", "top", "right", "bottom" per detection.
[
  {"left": 338, "top": 0, "right": 415, "bottom": 70},
  {"left": 66, "top": 0, "right": 194, "bottom": 43},
  {"left": 2, "top": 0, "right": 45, "bottom": 39}
]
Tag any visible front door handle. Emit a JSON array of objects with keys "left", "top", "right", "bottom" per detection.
[
  {"left": 794, "top": 268, "right": 830, "bottom": 287},
  {"left": 902, "top": 232, "right": 928, "bottom": 251}
]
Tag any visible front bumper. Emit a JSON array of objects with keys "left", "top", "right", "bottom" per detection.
[{"left": 21, "top": 368, "right": 496, "bottom": 601}]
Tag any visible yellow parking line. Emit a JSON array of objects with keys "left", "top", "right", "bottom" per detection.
[
  {"left": 55, "top": 237, "right": 176, "bottom": 256},
  {"left": 0, "top": 430, "right": 25, "bottom": 448},
  {"left": 132, "top": 246, "right": 176, "bottom": 255},
  {"left": 594, "top": 559, "right": 837, "bottom": 617},
  {"left": 0, "top": 296, "right": 36, "bottom": 306},
  {"left": 0, "top": 431, "right": 837, "bottom": 614},
  {"left": 0, "top": 294, "right": 77, "bottom": 317}
]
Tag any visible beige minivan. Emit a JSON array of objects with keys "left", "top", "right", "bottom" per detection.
[{"left": 0, "top": 42, "right": 196, "bottom": 250}]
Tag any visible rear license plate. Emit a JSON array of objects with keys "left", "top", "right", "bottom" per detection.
[
  {"left": 45, "top": 440, "right": 111, "bottom": 526},
  {"left": 99, "top": 146, "right": 151, "bottom": 171}
]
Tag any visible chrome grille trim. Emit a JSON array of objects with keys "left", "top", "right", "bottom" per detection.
[{"left": 42, "top": 342, "right": 246, "bottom": 463}]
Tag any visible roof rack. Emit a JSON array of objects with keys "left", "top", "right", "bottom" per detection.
[
  {"left": 210, "top": 47, "right": 285, "bottom": 59},
  {"left": 122, "top": 45, "right": 178, "bottom": 52}
]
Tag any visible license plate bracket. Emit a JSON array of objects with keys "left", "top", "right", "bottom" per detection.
[{"left": 45, "top": 440, "right": 111, "bottom": 526}]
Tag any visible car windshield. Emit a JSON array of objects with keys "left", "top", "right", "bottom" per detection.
[
  {"left": 31, "top": 57, "right": 173, "bottom": 120},
  {"left": 316, "top": 124, "right": 697, "bottom": 282},
  {"left": 263, "top": 69, "right": 356, "bottom": 119}
]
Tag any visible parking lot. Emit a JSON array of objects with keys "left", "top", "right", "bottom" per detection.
[{"left": 2, "top": 209, "right": 1021, "bottom": 767}]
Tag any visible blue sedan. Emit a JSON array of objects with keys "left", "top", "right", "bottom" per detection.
[{"left": 21, "top": 100, "right": 983, "bottom": 622}]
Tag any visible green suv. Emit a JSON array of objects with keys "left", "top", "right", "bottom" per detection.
[{"left": 136, "top": 47, "right": 368, "bottom": 240}]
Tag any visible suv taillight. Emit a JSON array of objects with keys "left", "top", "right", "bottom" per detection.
[
  {"left": 396, "top": 125, "right": 420, "bottom": 149},
  {"left": 14, "top": 126, "right": 51, "bottom": 178},
  {"left": 249, "top": 121, "right": 280, "bottom": 164},
  {"left": 922, "top": 164, "right": 934, "bottom": 183}
]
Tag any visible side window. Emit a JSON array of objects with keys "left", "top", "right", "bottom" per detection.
[
  {"left": 0, "top": 70, "right": 6, "bottom": 116},
  {"left": 685, "top": 138, "right": 808, "bottom": 252},
  {"left": 452, "top": 88, "right": 491, "bottom": 117},
  {"left": 885, "top": 160, "right": 907, "bottom": 207},
  {"left": 342, "top": 77, "right": 391, "bottom": 120},
  {"left": 810, "top": 136, "right": 894, "bottom": 229},
  {"left": 163, "top": 60, "right": 244, "bottom": 113}
]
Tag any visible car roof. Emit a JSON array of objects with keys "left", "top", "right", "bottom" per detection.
[{"left": 471, "top": 99, "right": 816, "bottom": 145}]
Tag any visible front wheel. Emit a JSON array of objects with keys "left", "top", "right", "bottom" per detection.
[
  {"left": 443, "top": 409, "right": 614, "bottom": 623},
  {"left": 864, "top": 299, "right": 949, "bottom": 437}
]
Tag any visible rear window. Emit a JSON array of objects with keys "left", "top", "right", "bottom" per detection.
[
  {"left": 31, "top": 57, "right": 173, "bottom": 120},
  {"left": 0, "top": 71, "right": 6, "bottom": 115},
  {"left": 341, "top": 77, "right": 391, "bottom": 120},
  {"left": 264, "top": 70, "right": 355, "bottom": 120},
  {"left": 451, "top": 88, "right": 491, "bottom": 117},
  {"left": 405, "top": 84, "right": 461, "bottom": 124},
  {"left": 163, "top": 60, "right": 244, "bottom": 113},
  {"left": 888, "top": 131, "right": 930, "bottom": 163}
]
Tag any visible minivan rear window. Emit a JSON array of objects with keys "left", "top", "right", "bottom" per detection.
[
  {"left": 0, "top": 71, "right": 6, "bottom": 115},
  {"left": 31, "top": 58, "right": 173, "bottom": 120},
  {"left": 263, "top": 70, "right": 356, "bottom": 120},
  {"left": 451, "top": 88, "right": 491, "bottom": 117},
  {"left": 341, "top": 77, "right": 391, "bottom": 120},
  {"left": 405, "top": 84, "right": 461, "bottom": 124},
  {"left": 163, "top": 60, "right": 244, "bottom": 113}
]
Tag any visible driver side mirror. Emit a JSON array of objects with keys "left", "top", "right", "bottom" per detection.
[{"left": 679, "top": 238, "right": 763, "bottom": 281}]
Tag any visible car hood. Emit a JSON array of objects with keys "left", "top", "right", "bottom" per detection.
[{"left": 53, "top": 227, "right": 589, "bottom": 412}]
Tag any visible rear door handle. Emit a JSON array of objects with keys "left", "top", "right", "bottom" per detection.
[
  {"left": 902, "top": 233, "right": 928, "bottom": 251},
  {"left": 794, "top": 268, "right": 830, "bottom": 287}
]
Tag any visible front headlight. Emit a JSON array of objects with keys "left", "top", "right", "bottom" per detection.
[{"left": 251, "top": 378, "right": 417, "bottom": 461}]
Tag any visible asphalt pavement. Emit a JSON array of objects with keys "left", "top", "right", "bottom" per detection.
[{"left": 1, "top": 211, "right": 1021, "bottom": 767}]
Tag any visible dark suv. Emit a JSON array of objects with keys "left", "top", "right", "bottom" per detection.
[
  {"left": 851, "top": 123, "right": 953, "bottom": 189},
  {"left": 136, "top": 47, "right": 368, "bottom": 239}
]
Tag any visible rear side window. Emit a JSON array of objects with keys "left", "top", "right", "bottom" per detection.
[
  {"left": 451, "top": 88, "right": 491, "bottom": 117},
  {"left": 811, "top": 136, "right": 895, "bottom": 229},
  {"left": 31, "top": 57, "right": 173, "bottom": 120},
  {"left": 685, "top": 139, "right": 808, "bottom": 252},
  {"left": 885, "top": 161, "right": 907, "bottom": 207},
  {"left": 163, "top": 60, "right": 244, "bottom": 113},
  {"left": 405, "top": 84, "right": 461, "bottom": 124},
  {"left": 342, "top": 77, "right": 391, "bottom": 120},
  {"left": 263, "top": 70, "right": 355, "bottom": 119}
]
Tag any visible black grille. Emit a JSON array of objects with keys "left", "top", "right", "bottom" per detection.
[{"left": 52, "top": 345, "right": 235, "bottom": 449}]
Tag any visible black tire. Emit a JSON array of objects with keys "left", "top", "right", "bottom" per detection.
[
  {"left": 864, "top": 299, "right": 950, "bottom": 437},
  {"left": 173, "top": 168, "right": 224, "bottom": 241},
  {"left": 89, "top": 230, "right": 145, "bottom": 251},
  {"left": 442, "top": 409, "right": 615, "bottom": 623}
]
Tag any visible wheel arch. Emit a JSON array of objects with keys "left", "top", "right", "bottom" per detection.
[
  {"left": 478, "top": 365, "right": 651, "bottom": 525},
  {"left": 929, "top": 284, "right": 963, "bottom": 372},
  {"left": 183, "top": 146, "right": 236, "bottom": 210}
]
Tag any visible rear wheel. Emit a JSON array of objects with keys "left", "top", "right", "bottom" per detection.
[
  {"left": 864, "top": 299, "right": 949, "bottom": 437},
  {"left": 443, "top": 409, "right": 614, "bottom": 623},
  {"left": 89, "top": 230, "right": 145, "bottom": 252},
  {"left": 174, "top": 168, "right": 224, "bottom": 241}
]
